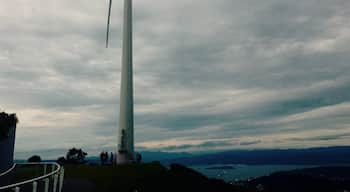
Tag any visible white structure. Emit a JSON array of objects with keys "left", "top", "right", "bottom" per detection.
[
  {"left": 0, "top": 126, "right": 16, "bottom": 173},
  {"left": 0, "top": 114, "right": 17, "bottom": 174},
  {"left": 106, "top": 0, "right": 135, "bottom": 164},
  {"left": 117, "top": 0, "right": 134, "bottom": 164}
]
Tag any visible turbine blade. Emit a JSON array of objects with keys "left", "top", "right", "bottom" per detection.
[{"left": 106, "top": 0, "right": 112, "bottom": 48}]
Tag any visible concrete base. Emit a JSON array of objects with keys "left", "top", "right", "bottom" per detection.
[{"left": 116, "top": 152, "right": 134, "bottom": 165}]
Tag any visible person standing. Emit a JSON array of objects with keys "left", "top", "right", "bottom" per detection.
[{"left": 110, "top": 152, "right": 114, "bottom": 164}]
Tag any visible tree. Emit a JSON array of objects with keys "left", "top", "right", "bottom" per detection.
[
  {"left": 66, "top": 148, "right": 88, "bottom": 164},
  {"left": 28, "top": 155, "right": 42, "bottom": 163}
]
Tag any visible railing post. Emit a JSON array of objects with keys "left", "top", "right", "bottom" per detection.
[
  {"left": 44, "top": 178, "right": 50, "bottom": 192},
  {"left": 1, "top": 163, "right": 62, "bottom": 191},
  {"left": 32, "top": 181, "right": 38, "bottom": 192},
  {"left": 59, "top": 167, "right": 65, "bottom": 192},
  {"left": 43, "top": 164, "right": 47, "bottom": 175},
  {"left": 53, "top": 174, "right": 58, "bottom": 192}
]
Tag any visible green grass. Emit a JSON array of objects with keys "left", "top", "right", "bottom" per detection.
[
  {"left": 6, "top": 163, "right": 251, "bottom": 192},
  {"left": 65, "top": 163, "right": 167, "bottom": 179},
  {"left": 62, "top": 162, "right": 252, "bottom": 192},
  {"left": 64, "top": 162, "right": 169, "bottom": 192},
  {"left": 11, "top": 165, "right": 44, "bottom": 183}
]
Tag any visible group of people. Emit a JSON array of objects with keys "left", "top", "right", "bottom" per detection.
[
  {"left": 100, "top": 151, "right": 115, "bottom": 165},
  {"left": 99, "top": 151, "right": 142, "bottom": 165}
]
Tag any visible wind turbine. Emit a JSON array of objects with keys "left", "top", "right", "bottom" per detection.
[{"left": 106, "top": 0, "right": 135, "bottom": 164}]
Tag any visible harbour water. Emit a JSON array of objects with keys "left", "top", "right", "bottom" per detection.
[{"left": 190, "top": 164, "right": 317, "bottom": 182}]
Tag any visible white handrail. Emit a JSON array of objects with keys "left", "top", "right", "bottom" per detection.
[
  {"left": 0, "top": 163, "right": 16, "bottom": 177},
  {"left": 0, "top": 162, "right": 62, "bottom": 190}
]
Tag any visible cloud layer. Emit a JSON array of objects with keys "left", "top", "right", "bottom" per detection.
[{"left": 1, "top": 0, "right": 349, "bottom": 158}]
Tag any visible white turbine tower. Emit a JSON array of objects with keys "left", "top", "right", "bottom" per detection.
[{"left": 106, "top": 0, "right": 134, "bottom": 164}]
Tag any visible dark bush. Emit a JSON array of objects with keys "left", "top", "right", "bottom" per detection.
[
  {"left": 66, "top": 148, "right": 88, "bottom": 164},
  {"left": 57, "top": 156, "right": 67, "bottom": 165},
  {"left": 28, "top": 155, "right": 42, "bottom": 163}
]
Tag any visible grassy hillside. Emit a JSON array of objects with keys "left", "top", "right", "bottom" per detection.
[
  {"left": 246, "top": 166, "right": 350, "bottom": 192},
  {"left": 63, "top": 162, "right": 251, "bottom": 192}
]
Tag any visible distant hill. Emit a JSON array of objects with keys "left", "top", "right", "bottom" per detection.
[
  {"left": 139, "top": 151, "right": 193, "bottom": 162},
  {"left": 15, "top": 150, "right": 193, "bottom": 164},
  {"left": 246, "top": 166, "right": 350, "bottom": 192},
  {"left": 15, "top": 146, "right": 350, "bottom": 166},
  {"left": 164, "top": 146, "right": 350, "bottom": 165},
  {"left": 83, "top": 151, "right": 192, "bottom": 164}
]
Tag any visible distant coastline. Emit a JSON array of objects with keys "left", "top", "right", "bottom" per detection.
[{"left": 205, "top": 165, "right": 235, "bottom": 170}]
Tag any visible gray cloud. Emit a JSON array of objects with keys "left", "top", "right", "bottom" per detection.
[
  {"left": 0, "top": 0, "right": 348, "bottom": 158},
  {"left": 240, "top": 140, "right": 262, "bottom": 146},
  {"left": 154, "top": 140, "right": 240, "bottom": 152},
  {"left": 290, "top": 133, "right": 350, "bottom": 142}
]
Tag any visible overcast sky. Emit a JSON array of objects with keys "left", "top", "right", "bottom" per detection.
[{"left": 1, "top": 0, "right": 350, "bottom": 159}]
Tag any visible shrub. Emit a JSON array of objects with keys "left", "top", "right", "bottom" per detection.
[
  {"left": 57, "top": 156, "right": 67, "bottom": 165},
  {"left": 66, "top": 148, "right": 88, "bottom": 164},
  {"left": 28, "top": 155, "right": 42, "bottom": 163}
]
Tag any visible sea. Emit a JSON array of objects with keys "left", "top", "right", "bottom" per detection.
[{"left": 189, "top": 164, "right": 317, "bottom": 182}]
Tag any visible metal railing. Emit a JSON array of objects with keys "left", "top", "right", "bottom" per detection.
[
  {"left": 0, "top": 164, "right": 16, "bottom": 178},
  {"left": 0, "top": 162, "right": 64, "bottom": 192}
]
